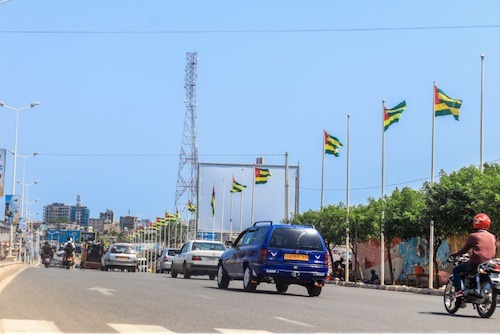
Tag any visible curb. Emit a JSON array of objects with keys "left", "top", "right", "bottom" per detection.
[
  {"left": 0, "top": 262, "right": 28, "bottom": 284},
  {"left": 326, "top": 279, "right": 445, "bottom": 296}
]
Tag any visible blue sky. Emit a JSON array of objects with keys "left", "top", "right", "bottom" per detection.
[{"left": 1, "top": 1, "right": 499, "bottom": 226}]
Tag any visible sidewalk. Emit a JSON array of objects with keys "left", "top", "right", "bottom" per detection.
[
  {"left": 326, "top": 277, "right": 445, "bottom": 296},
  {"left": 0, "top": 261, "right": 28, "bottom": 284}
]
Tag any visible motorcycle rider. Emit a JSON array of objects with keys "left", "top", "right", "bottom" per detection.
[
  {"left": 62, "top": 237, "right": 76, "bottom": 264},
  {"left": 451, "top": 213, "right": 497, "bottom": 298},
  {"left": 41, "top": 241, "right": 53, "bottom": 261}
]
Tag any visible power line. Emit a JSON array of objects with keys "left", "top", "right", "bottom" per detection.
[{"left": 1, "top": 24, "right": 500, "bottom": 35}]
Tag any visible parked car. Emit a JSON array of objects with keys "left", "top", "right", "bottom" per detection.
[
  {"left": 155, "top": 248, "right": 180, "bottom": 273},
  {"left": 171, "top": 240, "right": 226, "bottom": 279},
  {"left": 100, "top": 242, "right": 138, "bottom": 272},
  {"left": 217, "top": 221, "right": 329, "bottom": 296}
]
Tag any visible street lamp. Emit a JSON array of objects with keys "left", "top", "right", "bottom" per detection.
[
  {"left": 16, "top": 179, "right": 40, "bottom": 219},
  {"left": 0, "top": 101, "right": 40, "bottom": 260},
  {"left": 24, "top": 200, "right": 39, "bottom": 263},
  {"left": 10, "top": 151, "right": 40, "bottom": 216}
]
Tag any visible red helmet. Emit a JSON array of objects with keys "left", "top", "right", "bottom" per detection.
[{"left": 473, "top": 213, "right": 491, "bottom": 230}]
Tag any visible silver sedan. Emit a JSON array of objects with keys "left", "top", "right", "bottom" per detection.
[{"left": 171, "top": 240, "right": 226, "bottom": 280}]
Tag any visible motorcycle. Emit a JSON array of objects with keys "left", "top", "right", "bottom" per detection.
[
  {"left": 41, "top": 253, "right": 52, "bottom": 268},
  {"left": 62, "top": 249, "right": 74, "bottom": 269},
  {"left": 444, "top": 254, "right": 500, "bottom": 318}
]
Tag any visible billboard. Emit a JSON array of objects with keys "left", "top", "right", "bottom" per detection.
[
  {"left": 197, "top": 162, "right": 299, "bottom": 235},
  {"left": 5, "top": 195, "right": 20, "bottom": 225}
]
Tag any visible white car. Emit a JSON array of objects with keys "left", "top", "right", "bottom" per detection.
[
  {"left": 101, "top": 243, "right": 138, "bottom": 272},
  {"left": 171, "top": 240, "right": 226, "bottom": 280},
  {"left": 155, "top": 248, "right": 180, "bottom": 273}
]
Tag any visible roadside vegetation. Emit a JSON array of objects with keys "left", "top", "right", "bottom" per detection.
[{"left": 286, "top": 163, "right": 500, "bottom": 287}]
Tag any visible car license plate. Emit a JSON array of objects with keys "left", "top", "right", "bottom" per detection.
[
  {"left": 116, "top": 256, "right": 128, "bottom": 260},
  {"left": 284, "top": 253, "right": 308, "bottom": 261}
]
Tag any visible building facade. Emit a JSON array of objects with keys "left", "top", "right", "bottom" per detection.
[
  {"left": 119, "top": 216, "right": 137, "bottom": 231},
  {"left": 43, "top": 203, "right": 71, "bottom": 224}
]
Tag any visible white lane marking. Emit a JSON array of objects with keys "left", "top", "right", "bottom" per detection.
[
  {"left": 108, "top": 323, "right": 174, "bottom": 333},
  {"left": 87, "top": 287, "right": 116, "bottom": 295},
  {"left": 215, "top": 329, "right": 272, "bottom": 333},
  {"left": 198, "top": 294, "right": 212, "bottom": 299},
  {"left": 0, "top": 319, "right": 61, "bottom": 333},
  {"left": 273, "top": 316, "right": 314, "bottom": 327}
]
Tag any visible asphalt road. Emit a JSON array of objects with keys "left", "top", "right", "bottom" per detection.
[{"left": 0, "top": 265, "right": 498, "bottom": 333}]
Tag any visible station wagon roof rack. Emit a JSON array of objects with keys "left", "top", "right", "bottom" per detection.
[{"left": 253, "top": 221, "right": 273, "bottom": 226}]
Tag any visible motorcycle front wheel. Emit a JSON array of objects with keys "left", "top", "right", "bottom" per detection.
[
  {"left": 477, "top": 280, "right": 497, "bottom": 318},
  {"left": 443, "top": 281, "right": 461, "bottom": 314}
]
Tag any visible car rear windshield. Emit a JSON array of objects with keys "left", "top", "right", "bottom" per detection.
[
  {"left": 192, "top": 242, "right": 226, "bottom": 251},
  {"left": 269, "top": 228, "right": 324, "bottom": 250},
  {"left": 111, "top": 245, "right": 135, "bottom": 254},
  {"left": 167, "top": 249, "right": 178, "bottom": 256}
]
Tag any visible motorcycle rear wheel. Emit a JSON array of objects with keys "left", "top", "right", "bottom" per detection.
[
  {"left": 477, "top": 280, "right": 497, "bottom": 318},
  {"left": 443, "top": 281, "right": 461, "bottom": 314}
]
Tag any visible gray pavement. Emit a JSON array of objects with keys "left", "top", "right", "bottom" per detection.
[{"left": 0, "top": 260, "right": 445, "bottom": 297}]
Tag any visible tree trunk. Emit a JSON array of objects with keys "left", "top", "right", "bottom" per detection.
[
  {"left": 432, "top": 238, "right": 443, "bottom": 288},
  {"left": 385, "top": 238, "right": 395, "bottom": 284}
]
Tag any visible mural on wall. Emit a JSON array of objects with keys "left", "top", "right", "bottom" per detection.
[{"left": 356, "top": 237, "right": 452, "bottom": 284}]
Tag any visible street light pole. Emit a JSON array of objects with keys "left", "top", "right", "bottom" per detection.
[
  {"left": 10, "top": 151, "right": 40, "bottom": 217},
  {"left": 0, "top": 101, "right": 40, "bottom": 260}
]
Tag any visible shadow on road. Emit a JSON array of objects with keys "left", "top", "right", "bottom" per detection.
[
  {"left": 204, "top": 285, "right": 309, "bottom": 297},
  {"left": 419, "top": 311, "right": 478, "bottom": 319}
]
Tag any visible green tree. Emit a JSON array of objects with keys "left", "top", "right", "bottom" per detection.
[{"left": 422, "top": 166, "right": 482, "bottom": 287}]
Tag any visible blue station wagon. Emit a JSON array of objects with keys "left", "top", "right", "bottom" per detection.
[{"left": 217, "top": 221, "right": 329, "bottom": 296}]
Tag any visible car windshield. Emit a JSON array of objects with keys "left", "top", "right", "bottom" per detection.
[
  {"left": 111, "top": 245, "right": 135, "bottom": 254},
  {"left": 192, "top": 242, "right": 226, "bottom": 251},
  {"left": 167, "top": 249, "right": 178, "bottom": 256},
  {"left": 269, "top": 228, "right": 324, "bottom": 250}
]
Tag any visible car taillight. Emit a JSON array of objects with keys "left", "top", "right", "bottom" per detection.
[
  {"left": 192, "top": 256, "right": 202, "bottom": 261},
  {"left": 258, "top": 249, "right": 267, "bottom": 263},
  {"left": 324, "top": 251, "right": 329, "bottom": 265},
  {"left": 163, "top": 256, "right": 168, "bottom": 262},
  {"left": 494, "top": 264, "right": 500, "bottom": 271}
]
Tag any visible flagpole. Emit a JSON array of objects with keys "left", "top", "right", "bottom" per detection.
[
  {"left": 251, "top": 164, "right": 255, "bottom": 224},
  {"left": 480, "top": 54, "right": 485, "bottom": 172},
  {"left": 285, "top": 151, "right": 289, "bottom": 221},
  {"left": 229, "top": 192, "right": 234, "bottom": 241},
  {"left": 345, "top": 114, "right": 351, "bottom": 283},
  {"left": 212, "top": 184, "right": 216, "bottom": 240},
  {"left": 239, "top": 168, "right": 244, "bottom": 233},
  {"left": 167, "top": 213, "right": 171, "bottom": 248},
  {"left": 321, "top": 131, "right": 325, "bottom": 209},
  {"left": 381, "top": 100, "right": 386, "bottom": 286},
  {"left": 174, "top": 211, "right": 178, "bottom": 247},
  {"left": 221, "top": 179, "right": 225, "bottom": 242},
  {"left": 429, "top": 82, "right": 436, "bottom": 289}
]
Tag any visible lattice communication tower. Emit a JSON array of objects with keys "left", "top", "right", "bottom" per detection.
[{"left": 174, "top": 52, "right": 199, "bottom": 212}]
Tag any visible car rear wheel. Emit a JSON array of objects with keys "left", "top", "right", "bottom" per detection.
[
  {"left": 217, "top": 265, "right": 230, "bottom": 289},
  {"left": 183, "top": 263, "right": 191, "bottom": 279},
  {"left": 171, "top": 267, "right": 178, "bottom": 278},
  {"left": 276, "top": 282, "right": 289, "bottom": 293},
  {"left": 243, "top": 267, "right": 257, "bottom": 292},
  {"left": 307, "top": 285, "right": 322, "bottom": 297}
]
